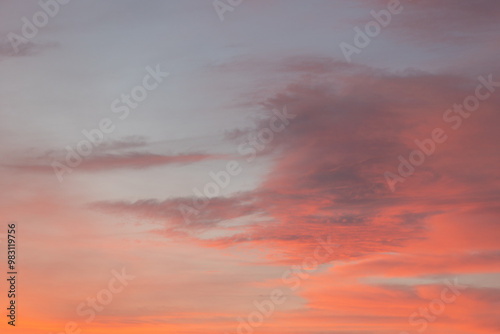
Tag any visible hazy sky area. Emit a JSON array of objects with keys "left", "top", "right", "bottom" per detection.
[{"left": 0, "top": 1, "right": 499, "bottom": 333}]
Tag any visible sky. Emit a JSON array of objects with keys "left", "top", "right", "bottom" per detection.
[{"left": 0, "top": 0, "right": 499, "bottom": 333}]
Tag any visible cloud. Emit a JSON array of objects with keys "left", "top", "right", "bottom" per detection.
[
  {"left": 5, "top": 151, "right": 227, "bottom": 174},
  {"left": 362, "top": 0, "right": 500, "bottom": 44},
  {"left": 0, "top": 38, "right": 57, "bottom": 58},
  {"left": 77, "top": 152, "right": 227, "bottom": 171},
  {"left": 90, "top": 57, "right": 500, "bottom": 270}
]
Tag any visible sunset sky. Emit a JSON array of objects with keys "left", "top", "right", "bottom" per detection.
[{"left": 1, "top": 1, "right": 500, "bottom": 333}]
